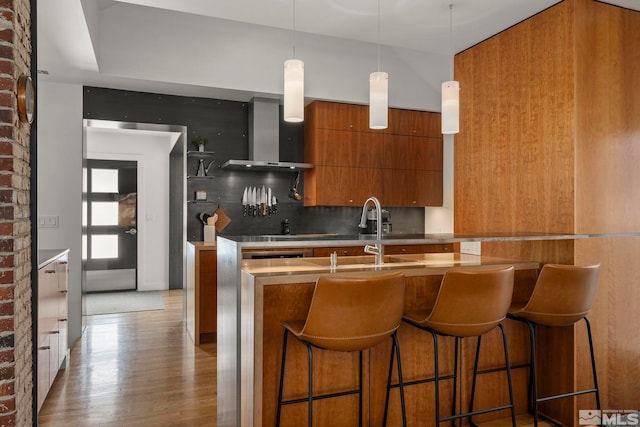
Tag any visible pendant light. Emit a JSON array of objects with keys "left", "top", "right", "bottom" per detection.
[
  {"left": 284, "top": 0, "right": 304, "bottom": 122},
  {"left": 442, "top": 4, "right": 459, "bottom": 134},
  {"left": 369, "top": 0, "right": 388, "bottom": 129}
]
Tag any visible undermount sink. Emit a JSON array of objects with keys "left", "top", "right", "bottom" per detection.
[
  {"left": 305, "top": 255, "right": 389, "bottom": 266},
  {"left": 261, "top": 233, "right": 338, "bottom": 239}
]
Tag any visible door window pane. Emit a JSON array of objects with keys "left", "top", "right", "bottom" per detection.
[
  {"left": 91, "top": 168, "right": 118, "bottom": 193},
  {"left": 91, "top": 235, "right": 118, "bottom": 259},
  {"left": 91, "top": 202, "right": 118, "bottom": 226}
]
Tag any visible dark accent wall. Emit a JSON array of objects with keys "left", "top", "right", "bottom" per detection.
[{"left": 83, "top": 87, "right": 425, "bottom": 242}]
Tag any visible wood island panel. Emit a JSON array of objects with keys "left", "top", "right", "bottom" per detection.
[{"left": 244, "top": 257, "right": 540, "bottom": 426}]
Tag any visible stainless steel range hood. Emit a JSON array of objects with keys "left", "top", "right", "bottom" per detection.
[{"left": 221, "top": 97, "right": 313, "bottom": 171}]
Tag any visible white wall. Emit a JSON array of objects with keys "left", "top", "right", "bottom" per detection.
[
  {"left": 425, "top": 134, "right": 454, "bottom": 233},
  {"left": 87, "top": 128, "right": 174, "bottom": 291},
  {"left": 37, "top": 81, "right": 83, "bottom": 348}
]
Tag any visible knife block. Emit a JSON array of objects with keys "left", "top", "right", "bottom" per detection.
[{"left": 204, "top": 225, "right": 216, "bottom": 243}]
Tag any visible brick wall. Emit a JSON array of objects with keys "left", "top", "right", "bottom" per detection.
[{"left": 0, "top": 0, "right": 32, "bottom": 426}]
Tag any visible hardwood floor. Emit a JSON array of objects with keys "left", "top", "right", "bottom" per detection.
[{"left": 38, "top": 290, "right": 217, "bottom": 426}]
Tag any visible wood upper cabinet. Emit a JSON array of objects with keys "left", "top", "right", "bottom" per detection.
[
  {"left": 305, "top": 129, "right": 383, "bottom": 168},
  {"left": 386, "top": 108, "right": 441, "bottom": 137},
  {"left": 305, "top": 101, "right": 370, "bottom": 132},
  {"left": 304, "top": 101, "right": 443, "bottom": 207},
  {"left": 382, "top": 169, "right": 443, "bottom": 206},
  {"left": 382, "top": 135, "right": 442, "bottom": 171},
  {"left": 304, "top": 166, "right": 382, "bottom": 206}
]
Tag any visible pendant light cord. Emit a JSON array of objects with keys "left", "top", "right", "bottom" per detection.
[
  {"left": 449, "top": 4, "right": 454, "bottom": 81},
  {"left": 377, "top": 0, "right": 381, "bottom": 72},
  {"left": 292, "top": 0, "right": 297, "bottom": 59}
]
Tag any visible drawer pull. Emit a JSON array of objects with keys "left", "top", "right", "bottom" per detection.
[
  {"left": 51, "top": 330, "right": 60, "bottom": 334},
  {"left": 59, "top": 318, "right": 68, "bottom": 322},
  {"left": 59, "top": 290, "right": 68, "bottom": 294},
  {"left": 39, "top": 346, "right": 50, "bottom": 351},
  {"left": 44, "top": 270, "right": 56, "bottom": 274}
]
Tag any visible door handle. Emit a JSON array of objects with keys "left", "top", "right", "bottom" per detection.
[{"left": 125, "top": 228, "right": 137, "bottom": 235}]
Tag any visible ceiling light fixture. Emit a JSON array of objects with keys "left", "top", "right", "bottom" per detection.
[
  {"left": 442, "top": 4, "right": 459, "bottom": 135},
  {"left": 369, "top": 0, "right": 388, "bottom": 129},
  {"left": 284, "top": 0, "right": 304, "bottom": 122}
]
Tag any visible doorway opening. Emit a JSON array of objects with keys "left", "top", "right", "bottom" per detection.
[
  {"left": 82, "top": 120, "right": 187, "bottom": 322},
  {"left": 85, "top": 159, "right": 138, "bottom": 292}
]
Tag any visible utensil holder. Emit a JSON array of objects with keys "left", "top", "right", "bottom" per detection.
[{"left": 204, "top": 225, "right": 216, "bottom": 243}]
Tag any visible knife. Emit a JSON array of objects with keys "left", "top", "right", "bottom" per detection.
[
  {"left": 261, "top": 185, "right": 267, "bottom": 216},
  {"left": 242, "top": 187, "right": 247, "bottom": 216},
  {"left": 267, "top": 188, "right": 272, "bottom": 216},
  {"left": 252, "top": 187, "right": 257, "bottom": 217},
  {"left": 256, "top": 187, "right": 262, "bottom": 216},
  {"left": 248, "top": 187, "right": 253, "bottom": 217},
  {"left": 272, "top": 196, "right": 277, "bottom": 214}
]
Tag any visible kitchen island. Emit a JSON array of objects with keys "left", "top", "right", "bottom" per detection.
[{"left": 216, "top": 233, "right": 585, "bottom": 427}]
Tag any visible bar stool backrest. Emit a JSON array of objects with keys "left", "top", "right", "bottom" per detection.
[
  {"left": 519, "top": 264, "right": 600, "bottom": 327},
  {"left": 425, "top": 266, "right": 515, "bottom": 337},
  {"left": 297, "top": 272, "right": 405, "bottom": 352}
]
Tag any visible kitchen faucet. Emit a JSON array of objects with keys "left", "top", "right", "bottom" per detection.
[{"left": 358, "top": 196, "right": 384, "bottom": 265}]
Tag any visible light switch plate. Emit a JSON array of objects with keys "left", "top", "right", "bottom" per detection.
[{"left": 39, "top": 215, "right": 59, "bottom": 228}]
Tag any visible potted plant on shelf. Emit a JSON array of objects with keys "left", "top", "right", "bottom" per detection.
[{"left": 192, "top": 136, "right": 208, "bottom": 152}]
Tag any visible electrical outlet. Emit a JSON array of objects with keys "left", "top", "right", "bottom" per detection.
[
  {"left": 460, "top": 241, "right": 481, "bottom": 255},
  {"left": 39, "top": 215, "right": 59, "bottom": 228}
]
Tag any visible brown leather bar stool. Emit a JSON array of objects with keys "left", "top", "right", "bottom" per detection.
[
  {"left": 506, "top": 264, "right": 601, "bottom": 426},
  {"left": 396, "top": 266, "right": 517, "bottom": 426},
  {"left": 276, "top": 272, "right": 407, "bottom": 427}
]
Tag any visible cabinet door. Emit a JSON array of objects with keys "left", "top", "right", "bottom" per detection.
[
  {"left": 313, "top": 246, "right": 366, "bottom": 257},
  {"left": 56, "top": 259, "right": 69, "bottom": 367},
  {"left": 306, "top": 129, "right": 383, "bottom": 168},
  {"left": 386, "top": 109, "right": 441, "bottom": 137},
  {"left": 382, "top": 169, "right": 443, "bottom": 207},
  {"left": 198, "top": 250, "right": 217, "bottom": 336},
  {"left": 37, "top": 336, "right": 50, "bottom": 413},
  {"left": 306, "top": 101, "right": 370, "bottom": 132},
  {"left": 383, "top": 135, "right": 443, "bottom": 171},
  {"left": 385, "top": 244, "right": 453, "bottom": 254},
  {"left": 304, "top": 166, "right": 382, "bottom": 206}
]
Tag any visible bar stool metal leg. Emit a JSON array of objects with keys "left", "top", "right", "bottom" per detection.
[
  {"left": 430, "top": 330, "right": 441, "bottom": 425},
  {"left": 584, "top": 317, "right": 601, "bottom": 413},
  {"left": 499, "top": 323, "right": 517, "bottom": 427},
  {"left": 383, "top": 332, "right": 407, "bottom": 427},
  {"left": 468, "top": 335, "right": 482, "bottom": 426},
  {"left": 468, "top": 326, "right": 516, "bottom": 427}
]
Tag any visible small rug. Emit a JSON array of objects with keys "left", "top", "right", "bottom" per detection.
[{"left": 86, "top": 291, "right": 165, "bottom": 315}]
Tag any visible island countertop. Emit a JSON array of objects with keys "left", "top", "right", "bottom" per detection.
[{"left": 219, "top": 231, "right": 589, "bottom": 248}]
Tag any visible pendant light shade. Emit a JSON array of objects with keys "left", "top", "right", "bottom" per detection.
[
  {"left": 284, "top": 58, "right": 304, "bottom": 122},
  {"left": 441, "top": 80, "right": 459, "bottom": 134},
  {"left": 370, "top": 71, "right": 388, "bottom": 129}
]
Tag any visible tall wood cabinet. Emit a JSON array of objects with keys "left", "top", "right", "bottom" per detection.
[
  {"left": 37, "top": 250, "right": 69, "bottom": 413},
  {"left": 304, "top": 101, "right": 443, "bottom": 207}
]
